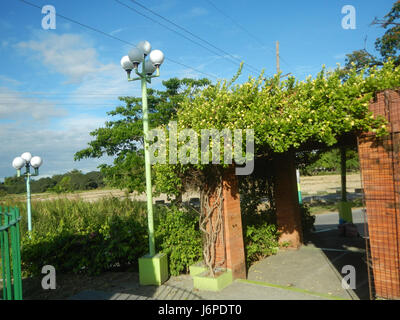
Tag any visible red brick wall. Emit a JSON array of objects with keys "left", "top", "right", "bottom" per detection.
[
  {"left": 358, "top": 90, "right": 400, "bottom": 299},
  {"left": 274, "top": 152, "right": 303, "bottom": 248}
]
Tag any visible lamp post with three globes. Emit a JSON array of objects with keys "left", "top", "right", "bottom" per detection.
[{"left": 12, "top": 152, "right": 43, "bottom": 233}]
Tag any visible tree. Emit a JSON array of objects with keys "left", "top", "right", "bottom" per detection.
[
  {"left": 298, "top": 148, "right": 360, "bottom": 175},
  {"left": 31, "top": 177, "right": 57, "bottom": 193},
  {"left": 373, "top": 0, "right": 400, "bottom": 65},
  {"left": 343, "top": 49, "right": 380, "bottom": 74},
  {"left": 50, "top": 176, "right": 73, "bottom": 194},
  {"left": 344, "top": 1, "right": 400, "bottom": 71},
  {"left": 84, "top": 171, "right": 105, "bottom": 189},
  {"left": 2, "top": 176, "right": 25, "bottom": 194},
  {"left": 74, "top": 77, "right": 212, "bottom": 194}
]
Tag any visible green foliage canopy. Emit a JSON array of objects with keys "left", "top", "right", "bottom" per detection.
[
  {"left": 154, "top": 60, "right": 399, "bottom": 197},
  {"left": 176, "top": 61, "right": 397, "bottom": 157}
]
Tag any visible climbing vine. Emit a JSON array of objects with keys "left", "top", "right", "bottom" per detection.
[{"left": 199, "top": 178, "right": 225, "bottom": 277}]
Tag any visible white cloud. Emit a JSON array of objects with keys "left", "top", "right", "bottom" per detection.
[
  {"left": 16, "top": 33, "right": 114, "bottom": 84},
  {"left": 72, "top": 64, "right": 139, "bottom": 100},
  {"left": 0, "top": 31, "right": 141, "bottom": 179},
  {"left": 0, "top": 86, "right": 67, "bottom": 121},
  {"left": 0, "top": 75, "right": 21, "bottom": 86},
  {"left": 13, "top": 31, "right": 138, "bottom": 106}
]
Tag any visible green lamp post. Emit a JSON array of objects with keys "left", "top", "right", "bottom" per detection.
[
  {"left": 12, "top": 152, "right": 43, "bottom": 233},
  {"left": 121, "top": 41, "right": 168, "bottom": 286}
]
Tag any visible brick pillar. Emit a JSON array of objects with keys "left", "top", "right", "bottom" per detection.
[
  {"left": 358, "top": 90, "right": 400, "bottom": 299},
  {"left": 222, "top": 166, "right": 246, "bottom": 279},
  {"left": 206, "top": 166, "right": 246, "bottom": 279},
  {"left": 274, "top": 152, "right": 303, "bottom": 248}
]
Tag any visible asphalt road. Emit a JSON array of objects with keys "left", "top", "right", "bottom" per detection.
[{"left": 314, "top": 209, "right": 367, "bottom": 235}]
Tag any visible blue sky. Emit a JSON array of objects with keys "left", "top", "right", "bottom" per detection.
[{"left": 0, "top": 0, "right": 395, "bottom": 180}]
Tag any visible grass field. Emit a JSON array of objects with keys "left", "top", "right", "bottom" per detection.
[{"left": 1, "top": 173, "right": 362, "bottom": 203}]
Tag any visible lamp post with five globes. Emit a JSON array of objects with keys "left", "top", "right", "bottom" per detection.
[
  {"left": 120, "top": 41, "right": 168, "bottom": 285},
  {"left": 12, "top": 152, "right": 43, "bottom": 233},
  {"left": 121, "top": 40, "right": 164, "bottom": 257}
]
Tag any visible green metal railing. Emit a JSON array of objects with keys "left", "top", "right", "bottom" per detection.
[{"left": 0, "top": 207, "right": 22, "bottom": 300}]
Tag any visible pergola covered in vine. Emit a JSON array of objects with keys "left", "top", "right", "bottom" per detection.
[{"left": 155, "top": 60, "right": 400, "bottom": 297}]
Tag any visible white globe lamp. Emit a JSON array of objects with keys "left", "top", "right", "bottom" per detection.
[
  {"left": 144, "top": 62, "right": 157, "bottom": 75},
  {"left": 149, "top": 50, "right": 165, "bottom": 67},
  {"left": 30, "top": 156, "right": 43, "bottom": 169},
  {"left": 21, "top": 152, "right": 32, "bottom": 163},
  {"left": 137, "top": 41, "right": 151, "bottom": 56},
  {"left": 128, "top": 47, "right": 144, "bottom": 68},
  {"left": 12, "top": 157, "right": 25, "bottom": 170},
  {"left": 121, "top": 55, "right": 134, "bottom": 71}
]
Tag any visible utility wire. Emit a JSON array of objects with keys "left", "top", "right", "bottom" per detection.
[
  {"left": 123, "top": 0, "right": 262, "bottom": 75},
  {"left": 114, "top": 0, "right": 237, "bottom": 72},
  {"left": 16, "top": 0, "right": 220, "bottom": 81},
  {"left": 204, "top": 0, "right": 292, "bottom": 69}
]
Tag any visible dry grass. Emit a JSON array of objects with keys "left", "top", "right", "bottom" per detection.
[{"left": 300, "top": 173, "right": 362, "bottom": 195}]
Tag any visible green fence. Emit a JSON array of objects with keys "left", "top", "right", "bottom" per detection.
[{"left": 0, "top": 207, "right": 22, "bottom": 300}]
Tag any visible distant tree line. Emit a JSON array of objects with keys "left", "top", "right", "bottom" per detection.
[{"left": 0, "top": 169, "right": 105, "bottom": 195}]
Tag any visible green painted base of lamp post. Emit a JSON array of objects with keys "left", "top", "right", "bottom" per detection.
[
  {"left": 338, "top": 201, "right": 353, "bottom": 224},
  {"left": 138, "top": 252, "right": 168, "bottom": 286}
]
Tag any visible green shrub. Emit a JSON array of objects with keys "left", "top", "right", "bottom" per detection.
[
  {"left": 155, "top": 207, "right": 202, "bottom": 276},
  {"left": 10, "top": 198, "right": 202, "bottom": 277},
  {"left": 243, "top": 220, "right": 279, "bottom": 268},
  {"left": 20, "top": 209, "right": 149, "bottom": 276}
]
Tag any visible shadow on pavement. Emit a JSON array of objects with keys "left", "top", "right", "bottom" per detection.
[
  {"left": 68, "top": 283, "right": 203, "bottom": 300},
  {"left": 304, "top": 222, "right": 370, "bottom": 300}
]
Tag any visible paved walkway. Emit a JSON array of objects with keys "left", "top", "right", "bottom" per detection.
[
  {"left": 69, "top": 275, "right": 340, "bottom": 300},
  {"left": 70, "top": 210, "right": 369, "bottom": 300}
]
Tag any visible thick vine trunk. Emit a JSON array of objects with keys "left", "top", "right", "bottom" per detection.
[{"left": 199, "top": 179, "right": 225, "bottom": 277}]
